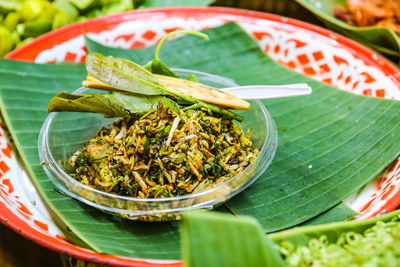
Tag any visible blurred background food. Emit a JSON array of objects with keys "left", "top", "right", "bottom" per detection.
[
  {"left": 2, "top": 0, "right": 400, "bottom": 59},
  {"left": 333, "top": 0, "right": 400, "bottom": 35},
  {"left": 0, "top": 0, "right": 215, "bottom": 56},
  {"left": 0, "top": 0, "right": 136, "bottom": 56},
  {"left": 293, "top": 0, "right": 400, "bottom": 60}
]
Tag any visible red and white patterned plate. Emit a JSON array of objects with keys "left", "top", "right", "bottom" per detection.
[{"left": 3, "top": 7, "right": 400, "bottom": 266}]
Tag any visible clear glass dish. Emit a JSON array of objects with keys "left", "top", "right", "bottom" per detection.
[{"left": 38, "top": 69, "right": 278, "bottom": 221}]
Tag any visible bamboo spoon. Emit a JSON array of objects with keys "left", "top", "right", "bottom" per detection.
[{"left": 83, "top": 75, "right": 311, "bottom": 110}]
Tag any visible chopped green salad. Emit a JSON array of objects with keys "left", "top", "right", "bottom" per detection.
[{"left": 69, "top": 100, "right": 257, "bottom": 198}]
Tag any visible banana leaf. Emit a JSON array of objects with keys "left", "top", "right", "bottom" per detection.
[
  {"left": 87, "top": 22, "right": 400, "bottom": 231},
  {"left": 1, "top": 22, "right": 400, "bottom": 258},
  {"left": 295, "top": 0, "right": 400, "bottom": 58},
  {"left": 300, "top": 202, "right": 358, "bottom": 226},
  {"left": 181, "top": 211, "right": 285, "bottom": 267}
]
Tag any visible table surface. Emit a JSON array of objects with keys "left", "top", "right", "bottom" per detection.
[{"left": 0, "top": 223, "right": 62, "bottom": 267}]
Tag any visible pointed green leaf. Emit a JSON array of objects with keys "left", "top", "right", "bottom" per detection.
[
  {"left": 144, "top": 58, "right": 180, "bottom": 78},
  {"left": 86, "top": 52, "right": 165, "bottom": 95}
]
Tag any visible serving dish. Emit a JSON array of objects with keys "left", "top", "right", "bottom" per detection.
[
  {"left": 295, "top": 0, "right": 400, "bottom": 57},
  {"left": 2, "top": 6, "right": 400, "bottom": 266},
  {"left": 38, "top": 69, "right": 277, "bottom": 221}
]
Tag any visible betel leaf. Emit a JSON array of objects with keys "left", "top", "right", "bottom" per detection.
[
  {"left": 48, "top": 91, "right": 179, "bottom": 118},
  {"left": 86, "top": 22, "right": 400, "bottom": 232},
  {"left": 144, "top": 58, "right": 180, "bottom": 78},
  {"left": 1, "top": 22, "right": 400, "bottom": 259},
  {"left": 181, "top": 211, "right": 285, "bottom": 267},
  {"left": 86, "top": 52, "right": 165, "bottom": 95}
]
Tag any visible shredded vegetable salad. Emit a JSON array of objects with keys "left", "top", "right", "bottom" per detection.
[{"left": 69, "top": 100, "right": 258, "bottom": 198}]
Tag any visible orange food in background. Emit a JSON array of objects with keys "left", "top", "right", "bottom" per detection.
[{"left": 334, "top": 0, "right": 400, "bottom": 35}]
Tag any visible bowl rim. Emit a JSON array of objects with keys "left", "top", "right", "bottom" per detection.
[{"left": 39, "top": 68, "right": 277, "bottom": 209}]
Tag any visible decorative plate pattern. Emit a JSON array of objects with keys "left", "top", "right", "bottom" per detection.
[{"left": 3, "top": 7, "right": 400, "bottom": 266}]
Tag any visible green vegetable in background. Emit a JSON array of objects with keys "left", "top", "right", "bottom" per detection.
[
  {"left": 0, "top": 0, "right": 214, "bottom": 56},
  {"left": 181, "top": 210, "right": 400, "bottom": 267}
]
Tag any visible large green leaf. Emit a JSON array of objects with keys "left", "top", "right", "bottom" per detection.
[
  {"left": 300, "top": 202, "right": 358, "bottom": 226},
  {"left": 181, "top": 211, "right": 285, "bottom": 267},
  {"left": 87, "top": 22, "right": 400, "bottom": 231},
  {"left": 1, "top": 22, "right": 400, "bottom": 258},
  {"left": 295, "top": 0, "right": 400, "bottom": 57}
]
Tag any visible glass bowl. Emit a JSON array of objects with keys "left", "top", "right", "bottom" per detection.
[{"left": 38, "top": 69, "right": 278, "bottom": 221}]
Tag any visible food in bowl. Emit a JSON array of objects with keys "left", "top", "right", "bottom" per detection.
[
  {"left": 67, "top": 97, "right": 258, "bottom": 199},
  {"left": 48, "top": 49, "right": 258, "bottom": 200},
  {"left": 40, "top": 31, "right": 277, "bottom": 221},
  {"left": 334, "top": 0, "right": 400, "bottom": 35}
]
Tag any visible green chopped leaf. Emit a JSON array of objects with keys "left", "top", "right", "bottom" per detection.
[{"left": 271, "top": 210, "right": 400, "bottom": 266}]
